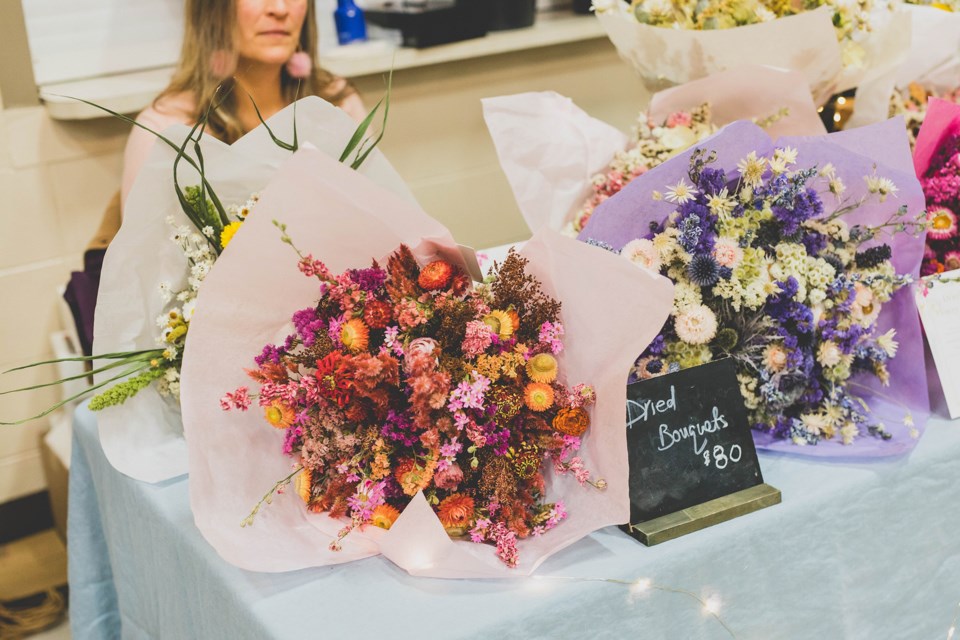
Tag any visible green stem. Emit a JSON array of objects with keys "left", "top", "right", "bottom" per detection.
[{"left": 241, "top": 466, "right": 303, "bottom": 527}]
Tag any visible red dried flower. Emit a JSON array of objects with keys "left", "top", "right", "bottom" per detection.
[
  {"left": 314, "top": 352, "right": 353, "bottom": 408},
  {"left": 418, "top": 260, "right": 454, "bottom": 291},
  {"left": 363, "top": 299, "right": 393, "bottom": 329},
  {"left": 344, "top": 402, "right": 368, "bottom": 423},
  {"left": 450, "top": 271, "right": 471, "bottom": 297}
]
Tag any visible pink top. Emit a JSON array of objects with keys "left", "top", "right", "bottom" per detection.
[{"left": 121, "top": 87, "right": 367, "bottom": 205}]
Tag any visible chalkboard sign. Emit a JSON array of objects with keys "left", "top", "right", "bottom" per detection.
[{"left": 623, "top": 358, "right": 777, "bottom": 543}]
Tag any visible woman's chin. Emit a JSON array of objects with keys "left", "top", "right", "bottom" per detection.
[{"left": 239, "top": 49, "right": 296, "bottom": 68}]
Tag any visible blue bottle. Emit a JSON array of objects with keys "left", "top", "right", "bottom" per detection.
[{"left": 335, "top": 0, "right": 368, "bottom": 45}]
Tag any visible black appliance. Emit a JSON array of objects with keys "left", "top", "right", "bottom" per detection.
[
  {"left": 488, "top": 0, "right": 536, "bottom": 31},
  {"left": 363, "top": 0, "right": 490, "bottom": 48},
  {"left": 572, "top": 0, "right": 593, "bottom": 14}
]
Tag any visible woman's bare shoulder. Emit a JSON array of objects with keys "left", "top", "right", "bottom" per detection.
[{"left": 136, "top": 91, "right": 197, "bottom": 130}]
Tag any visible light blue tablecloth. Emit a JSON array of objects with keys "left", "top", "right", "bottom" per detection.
[{"left": 68, "top": 405, "right": 960, "bottom": 639}]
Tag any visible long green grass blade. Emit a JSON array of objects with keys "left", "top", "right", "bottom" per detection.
[
  {"left": 245, "top": 89, "right": 296, "bottom": 151},
  {"left": 292, "top": 80, "right": 300, "bottom": 151},
  {"left": 0, "top": 364, "right": 150, "bottom": 426},
  {"left": 339, "top": 96, "right": 383, "bottom": 164},
  {"left": 2, "top": 350, "right": 162, "bottom": 373},
  {"left": 0, "top": 353, "right": 156, "bottom": 395},
  {"left": 350, "top": 68, "right": 393, "bottom": 169}
]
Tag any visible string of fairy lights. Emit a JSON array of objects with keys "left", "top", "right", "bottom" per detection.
[
  {"left": 947, "top": 600, "right": 960, "bottom": 640},
  {"left": 525, "top": 575, "right": 737, "bottom": 639}
]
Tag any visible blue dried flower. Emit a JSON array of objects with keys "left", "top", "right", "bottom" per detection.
[
  {"left": 687, "top": 254, "right": 720, "bottom": 287},
  {"left": 585, "top": 238, "right": 617, "bottom": 253}
]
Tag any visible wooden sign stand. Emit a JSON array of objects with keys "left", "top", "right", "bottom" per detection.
[
  {"left": 625, "top": 483, "right": 781, "bottom": 546},
  {"left": 622, "top": 358, "right": 782, "bottom": 547}
]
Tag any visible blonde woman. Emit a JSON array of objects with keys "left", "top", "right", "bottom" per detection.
[
  {"left": 62, "top": 0, "right": 365, "bottom": 357},
  {"left": 121, "top": 0, "right": 365, "bottom": 204}
]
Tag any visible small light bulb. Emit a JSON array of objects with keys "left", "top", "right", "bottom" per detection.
[
  {"left": 630, "top": 578, "right": 652, "bottom": 595},
  {"left": 525, "top": 576, "right": 551, "bottom": 593},
  {"left": 817, "top": 107, "right": 824, "bottom": 113},
  {"left": 833, "top": 113, "right": 842, "bottom": 123},
  {"left": 703, "top": 596, "right": 722, "bottom": 615},
  {"left": 837, "top": 96, "right": 847, "bottom": 105}
]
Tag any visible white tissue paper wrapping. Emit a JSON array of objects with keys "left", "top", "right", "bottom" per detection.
[
  {"left": 482, "top": 66, "right": 826, "bottom": 234},
  {"left": 93, "top": 97, "right": 413, "bottom": 483},
  {"left": 596, "top": 2, "right": 911, "bottom": 108},
  {"left": 848, "top": 5, "right": 960, "bottom": 128},
  {"left": 596, "top": 4, "right": 843, "bottom": 104}
]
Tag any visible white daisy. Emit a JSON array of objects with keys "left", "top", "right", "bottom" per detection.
[
  {"left": 775, "top": 146, "right": 798, "bottom": 165},
  {"left": 865, "top": 175, "right": 898, "bottom": 202},
  {"left": 737, "top": 152, "right": 767, "bottom": 189},
  {"left": 664, "top": 177, "right": 697, "bottom": 204},
  {"left": 876, "top": 328, "right": 898, "bottom": 358},
  {"left": 829, "top": 177, "right": 846, "bottom": 198},
  {"left": 706, "top": 188, "right": 735, "bottom": 218}
]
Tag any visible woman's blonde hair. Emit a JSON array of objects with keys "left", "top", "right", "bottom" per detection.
[{"left": 157, "top": 0, "right": 355, "bottom": 143}]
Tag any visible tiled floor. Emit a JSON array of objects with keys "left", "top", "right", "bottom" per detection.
[{"left": 0, "top": 528, "right": 69, "bottom": 638}]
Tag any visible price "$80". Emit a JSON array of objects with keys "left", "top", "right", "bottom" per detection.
[{"left": 703, "top": 444, "right": 742, "bottom": 469}]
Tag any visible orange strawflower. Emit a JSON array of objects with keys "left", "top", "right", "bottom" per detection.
[
  {"left": 340, "top": 318, "right": 370, "bottom": 354},
  {"left": 418, "top": 260, "right": 454, "bottom": 290},
  {"left": 524, "top": 382, "right": 555, "bottom": 412},
  {"left": 295, "top": 469, "right": 312, "bottom": 504},
  {"left": 526, "top": 353, "right": 558, "bottom": 384},
  {"left": 394, "top": 457, "right": 437, "bottom": 496},
  {"left": 553, "top": 407, "right": 590, "bottom": 437},
  {"left": 437, "top": 494, "right": 475, "bottom": 533},
  {"left": 506, "top": 308, "right": 520, "bottom": 333},
  {"left": 264, "top": 401, "right": 296, "bottom": 429},
  {"left": 370, "top": 504, "right": 401, "bottom": 530}
]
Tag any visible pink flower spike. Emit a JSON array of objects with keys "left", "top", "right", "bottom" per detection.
[{"left": 221, "top": 386, "right": 251, "bottom": 411}]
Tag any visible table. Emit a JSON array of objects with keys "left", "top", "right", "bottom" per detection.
[{"left": 68, "top": 405, "right": 960, "bottom": 639}]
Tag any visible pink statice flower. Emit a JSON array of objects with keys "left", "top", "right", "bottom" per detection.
[
  {"left": 490, "top": 523, "right": 519, "bottom": 568},
  {"left": 666, "top": 111, "right": 693, "bottom": 128},
  {"left": 469, "top": 517, "right": 491, "bottom": 543},
  {"left": 543, "top": 501, "right": 568, "bottom": 532},
  {"left": 220, "top": 386, "right": 251, "bottom": 411},
  {"left": 298, "top": 254, "right": 330, "bottom": 279},
  {"left": 396, "top": 298, "right": 428, "bottom": 331},
  {"left": 461, "top": 320, "right": 494, "bottom": 357},
  {"left": 538, "top": 321, "right": 565, "bottom": 354}
]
